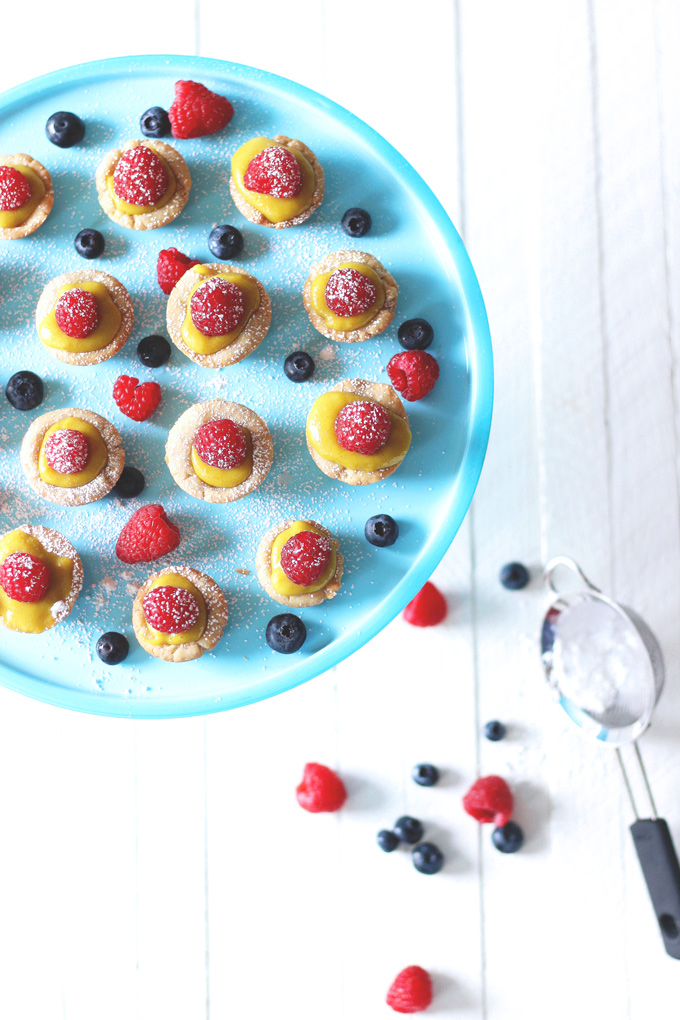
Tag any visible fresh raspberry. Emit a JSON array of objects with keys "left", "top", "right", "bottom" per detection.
[
  {"left": 387, "top": 350, "right": 439, "bottom": 402},
  {"left": 44, "top": 428, "right": 90, "bottom": 474},
  {"left": 194, "top": 418, "right": 247, "bottom": 468},
  {"left": 325, "top": 268, "right": 376, "bottom": 317},
  {"left": 243, "top": 145, "right": 302, "bottom": 198},
  {"left": 334, "top": 400, "right": 391, "bottom": 455},
  {"left": 296, "top": 763, "right": 347, "bottom": 813},
  {"left": 403, "top": 581, "right": 447, "bottom": 627},
  {"left": 190, "top": 277, "right": 245, "bottom": 336},
  {"left": 55, "top": 288, "right": 99, "bottom": 339},
  {"left": 115, "top": 504, "right": 181, "bottom": 564},
  {"left": 462, "top": 776, "right": 514, "bottom": 827},
  {"left": 157, "top": 247, "right": 200, "bottom": 295},
  {"left": 0, "top": 552, "right": 50, "bottom": 603},
  {"left": 113, "top": 375, "right": 162, "bottom": 422},
  {"left": 0, "top": 165, "right": 31, "bottom": 210},
  {"left": 386, "top": 966, "right": 433, "bottom": 1014},
  {"left": 280, "top": 531, "right": 332, "bottom": 585},
  {"left": 143, "top": 585, "right": 200, "bottom": 634},
  {"left": 169, "top": 80, "right": 234, "bottom": 139},
  {"left": 113, "top": 145, "right": 169, "bottom": 206}
]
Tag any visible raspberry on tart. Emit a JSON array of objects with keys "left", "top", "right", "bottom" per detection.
[
  {"left": 0, "top": 552, "right": 50, "bottom": 603},
  {"left": 230, "top": 134, "right": 324, "bottom": 228},
  {"left": 143, "top": 585, "right": 200, "bottom": 633},
  {"left": 193, "top": 418, "right": 247, "bottom": 469},
  {"left": 36, "top": 270, "right": 134, "bottom": 366},
  {"left": 0, "top": 165, "right": 31, "bottom": 209},
  {"left": 132, "top": 565, "right": 229, "bottom": 663},
  {"left": 44, "top": 428, "right": 90, "bottom": 474},
  {"left": 190, "top": 277, "right": 245, "bottom": 337},
  {"left": 113, "top": 144, "right": 169, "bottom": 206},
  {"left": 0, "top": 153, "right": 54, "bottom": 240},
  {"left": 303, "top": 249, "right": 398, "bottom": 343},
  {"left": 256, "top": 519, "right": 343, "bottom": 608},
  {"left": 0, "top": 525, "right": 83, "bottom": 633},
  {"left": 95, "top": 139, "right": 191, "bottom": 231},
  {"left": 334, "top": 400, "right": 392, "bottom": 455},
  {"left": 54, "top": 288, "right": 99, "bottom": 339}
]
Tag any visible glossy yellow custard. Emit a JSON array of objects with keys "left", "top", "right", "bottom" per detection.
[
  {"left": 106, "top": 149, "right": 176, "bottom": 215},
  {"left": 38, "top": 417, "right": 108, "bottom": 488},
  {"left": 181, "top": 265, "right": 260, "bottom": 355},
  {"left": 0, "top": 165, "right": 46, "bottom": 229},
  {"left": 0, "top": 530, "right": 74, "bottom": 633},
  {"left": 270, "top": 521, "right": 337, "bottom": 597},
  {"left": 307, "top": 392, "right": 411, "bottom": 472},
  {"left": 191, "top": 428, "right": 253, "bottom": 488},
  {"left": 231, "top": 137, "right": 315, "bottom": 224},
  {"left": 308, "top": 262, "right": 385, "bottom": 332},
  {"left": 39, "top": 281, "right": 122, "bottom": 353},
  {"left": 143, "top": 572, "right": 207, "bottom": 646}
]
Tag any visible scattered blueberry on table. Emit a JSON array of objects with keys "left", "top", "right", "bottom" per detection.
[
  {"left": 284, "top": 350, "right": 315, "bottom": 382},
  {"left": 74, "top": 228, "right": 105, "bottom": 259},
  {"left": 365, "top": 513, "right": 399, "bottom": 547},
  {"left": 137, "top": 334, "right": 171, "bottom": 368},
  {"left": 266, "top": 613, "right": 306, "bottom": 653},
  {"left": 341, "top": 207, "right": 372, "bottom": 237},
  {"left": 5, "top": 370, "right": 43, "bottom": 410},
  {"left": 96, "top": 632, "right": 129, "bottom": 665},
  {"left": 484, "top": 720, "right": 507, "bottom": 742},
  {"left": 411, "top": 762, "right": 440, "bottom": 787},
  {"left": 208, "top": 224, "right": 243, "bottom": 259},
  {"left": 140, "top": 106, "right": 171, "bottom": 138},
  {"left": 398, "top": 317, "right": 434, "bottom": 351},
  {"left": 377, "top": 829, "right": 400, "bottom": 853},
  {"left": 492, "top": 821, "right": 524, "bottom": 853},
  {"left": 45, "top": 111, "right": 85, "bottom": 148},
  {"left": 412, "top": 841, "right": 444, "bottom": 875},
  {"left": 394, "top": 815, "right": 424, "bottom": 844},
  {"left": 113, "top": 466, "right": 145, "bottom": 500},
  {"left": 499, "top": 561, "right": 530, "bottom": 590}
]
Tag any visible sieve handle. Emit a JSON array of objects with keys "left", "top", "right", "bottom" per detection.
[{"left": 630, "top": 818, "right": 680, "bottom": 959}]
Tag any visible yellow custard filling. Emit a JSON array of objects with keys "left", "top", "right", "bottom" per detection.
[
  {"left": 270, "top": 521, "right": 337, "bottom": 597},
  {"left": 106, "top": 149, "right": 176, "bottom": 215},
  {"left": 191, "top": 428, "right": 253, "bottom": 488},
  {"left": 38, "top": 416, "right": 108, "bottom": 488},
  {"left": 308, "top": 262, "right": 385, "bottom": 331},
  {"left": 0, "top": 165, "right": 46, "bottom": 228},
  {"left": 39, "top": 281, "right": 122, "bottom": 354},
  {"left": 181, "top": 265, "right": 260, "bottom": 355},
  {"left": 231, "top": 137, "right": 315, "bottom": 224},
  {"left": 143, "top": 572, "right": 207, "bottom": 646},
  {"left": 307, "top": 392, "right": 411, "bottom": 473},
  {"left": 0, "top": 530, "right": 74, "bottom": 633}
]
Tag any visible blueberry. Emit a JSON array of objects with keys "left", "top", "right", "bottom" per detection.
[
  {"left": 341, "top": 207, "right": 372, "bottom": 238},
  {"left": 74, "top": 228, "right": 105, "bottom": 260},
  {"left": 394, "top": 815, "right": 424, "bottom": 844},
  {"left": 5, "top": 371, "right": 43, "bottom": 410},
  {"left": 500, "top": 562, "right": 530, "bottom": 590},
  {"left": 266, "top": 613, "right": 306, "bottom": 654},
  {"left": 284, "top": 351, "right": 315, "bottom": 382},
  {"left": 484, "top": 720, "right": 507, "bottom": 742},
  {"left": 365, "top": 514, "right": 399, "bottom": 548},
  {"left": 412, "top": 842, "right": 444, "bottom": 875},
  {"left": 209, "top": 224, "right": 244, "bottom": 260},
  {"left": 45, "top": 111, "right": 85, "bottom": 148},
  {"left": 114, "top": 466, "right": 145, "bottom": 499},
  {"left": 492, "top": 821, "right": 524, "bottom": 854},
  {"left": 140, "top": 106, "right": 170, "bottom": 139},
  {"left": 96, "top": 632, "right": 129, "bottom": 665},
  {"left": 398, "top": 318, "right": 434, "bottom": 351},
  {"left": 137, "top": 334, "right": 171, "bottom": 368},
  {"left": 377, "top": 829, "right": 400, "bottom": 853},
  {"left": 412, "top": 763, "right": 439, "bottom": 787}
]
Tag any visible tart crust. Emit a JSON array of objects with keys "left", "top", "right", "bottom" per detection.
[
  {"left": 0, "top": 525, "right": 83, "bottom": 631},
  {"left": 229, "top": 135, "right": 324, "bottom": 229},
  {"left": 307, "top": 378, "right": 409, "bottom": 486},
  {"left": 0, "top": 153, "right": 54, "bottom": 240},
  {"left": 132, "top": 565, "right": 229, "bottom": 663},
  {"left": 95, "top": 139, "right": 191, "bottom": 230},
  {"left": 35, "top": 270, "right": 134, "bottom": 366},
  {"left": 165, "top": 399, "right": 273, "bottom": 503},
  {"left": 256, "top": 519, "right": 343, "bottom": 608},
  {"left": 302, "top": 249, "right": 398, "bottom": 343},
  {"left": 21, "top": 407, "right": 125, "bottom": 506},
  {"left": 166, "top": 263, "right": 271, "bottom": 368}
]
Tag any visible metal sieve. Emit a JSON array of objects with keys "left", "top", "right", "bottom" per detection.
[{"left": 540, "top": 556, "right": 680, "bottom": 959}]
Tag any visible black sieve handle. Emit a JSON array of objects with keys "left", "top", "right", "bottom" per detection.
[{"left": 630, "top": 818, "right": 680, "bottom": 959}]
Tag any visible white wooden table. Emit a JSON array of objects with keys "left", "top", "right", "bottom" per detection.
[{"left": 1, "top": 2, "right": 679, "bottom": 1016}]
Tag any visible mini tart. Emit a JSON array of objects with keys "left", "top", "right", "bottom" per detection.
[
  {"left": 302, "top": 249, "right": 398, "bottom": 343},
  {"left": 256, "top": 519, "right": 343, "bottom": 608},
  {"left": 95, "top": 139, "right": 191, "bottom": 231},
  {"left": 0, "top": 154, "right": 54, "bottom": 240},
  {"left": 132, "top": 565, "right": 228, "bottom": 663},
  {"left": 229, "top": 134, "right": 324, "bottom": 229},
  {"left": 21, "top": 406, "right": 125, "bottom": 507},
  {"left": 0, "top": 525, "right": 83, "bottom": 633},
  {"left": 166, "top": 262, "right": 271, "bottom": 368},
  {"left": 306, "top": 378, "right": 410, "bottom": 486},
  {"left": 35, "top": 269, "right": 134, "bottom": 366},
  {"left": 165, "top": 398, "right": 273, "bottom": 503}
]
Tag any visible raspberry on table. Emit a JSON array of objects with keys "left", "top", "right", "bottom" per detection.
[
  {"left": 280, "top": 531, "right": 332, "bottom": 585},
  {"left": 55, "top": 288, "right": 99, "bottom": 339},
  {"left": 296, "top": 762, "right": 347, "bottom": 813},
  {"left": 0, "top": 552, "right": 50, "bottom": 603},
  {"left": 169, "top": 80, "right": 234, "bottom": 139},
  {"left": 325, "top": 268, "right": 376, "bottom": 317},
  {"left": 462, "top": 775, "right": 514, "bottom": 828},
  {"left": 193, "top": 419, "right": 247, "bottom": 469},
  {"left": 115, "top": 504, "right": 180, "bottom": 564},
  {"left": 0, "top": 165, "right": 31, "bottom": 210},
  {"left": 243, "top": 145, "right": 302, "bottom": 197},
  {"left": 143, "top": 585, "right": 200, "bottom": 634},
  {"left": 334, "top": 400, "right": 392, "bottom": 455},
  {"left": 113, "top": 375, "right": 161, "bottom": 422},
  {"left": 387, "top": 350, "right": 439, "bottom": 401},
  {"left": 44, "top": 428, "right": 90, "bottom": 474},
  {"left": 113, "top": 145, "right": 169, "bottom": 206},
  {"left": 386, "top": 966, "right": 433, "bottom": 1014},
  {"left": 190, "top": 277, "right": 245, "bottom": 336},
  {"left": 403, "top": 580, "right": 447, "bottom": 627},
  {"left": 156, "top": 247, "right": 201, "bottom": 295}
]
